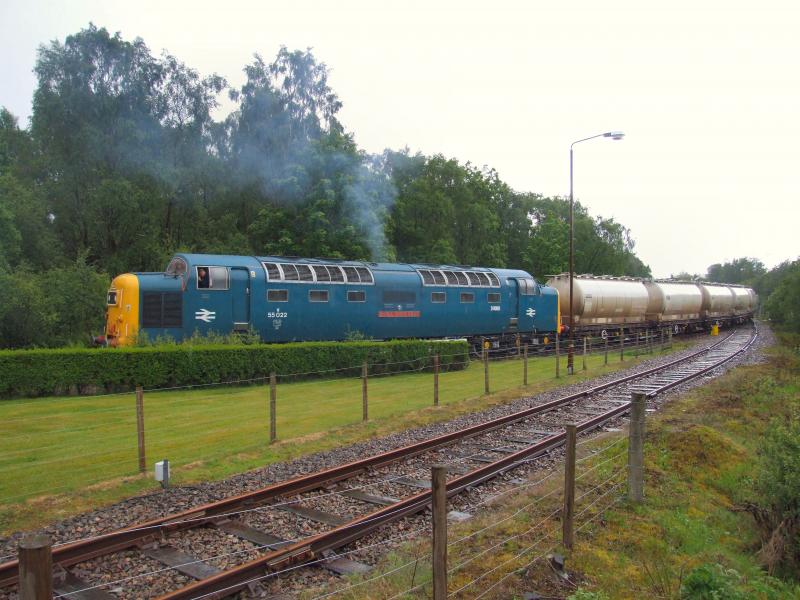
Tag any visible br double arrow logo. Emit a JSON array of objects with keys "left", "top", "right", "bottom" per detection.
[{"left": 195, "top": 308, "right": 216, "bottom": 323}]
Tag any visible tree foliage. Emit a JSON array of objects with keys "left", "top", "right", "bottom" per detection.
[{"left": 0, "top": 24, "right": 656, "bottom": 348}]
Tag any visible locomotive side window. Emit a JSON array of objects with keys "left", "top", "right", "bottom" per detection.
[
  {"left": 196, "top": 266, "right": 229, "bottom": 290},
  {"left": 296, "top": 264, "right": 314, "bottom": 282},
  {"left": 347, "top": 290, "right": 366, "bottom": 302},
  {"left": 355, "top": 267, "right": 373, "bottom": 284},
  {"left": 268, "top": 290, "right": 288, "bottom": 302},
  {"left": 431, "top": 292, "right": 446, "bottom": 303},
  {"left": 343, "top": 266, "right": 360, "bottom": 282},
  {"left": 383, "top": 290, "right": 416, "bottom": 304},
  {"left": 107, "top": 290, "right": 119, "bottom": 306},
  {"left": 309, "top": 290, "right": 329, "bottom": 302},
  {"left": 264, "top": 263, "right": 282, "bottom": 281},
  {"left": 460, "top": 292, "right": 475, "bottom": 303},
  {"left": 488, "top": 293, "right": 501, "bottom": 303}
]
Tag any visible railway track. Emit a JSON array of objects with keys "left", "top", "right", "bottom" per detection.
[{"left": 0, "top": 325, "right": 757, "bottom": 599}]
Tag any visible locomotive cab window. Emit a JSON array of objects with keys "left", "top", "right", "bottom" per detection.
[
  {"left": 431, "top": 292, "right": 446, "bottom": 303},
  {"left": 268, "top": 290, "right": 288, "bottom": 302},
  {"left": 488, "top": 293, "right": 501, "bottom": 304},
  {"left": 196, "top": 266, "right": 229, "bottom": 290},
  {"left": 107, "top": 290, "right": 119, "bottom": 306},
  {"left": 347, "top": 290, "right": 366, "bottom": 302},
  {"left": 460, "top": 292, "right": 475, "bottom": 303},
  {"left": 166, "top": 257, "right": 187, "bottom": 278},
  {"left": 309, "top": 290, "right": 329, "bottom": 302}
]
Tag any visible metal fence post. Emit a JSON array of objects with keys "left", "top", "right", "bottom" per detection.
[
  {"left": 432, "top": 464, "right": 448, "bottom": 600},
  {"left": 604, "top": 334, "right": 609, "bottom": 365},
  {"left": 434, "top": 353, "right": 440, "bottom": 406},
  {"left": 628, "top": 392, "right": 646, "bottom": 503},
  {"left": 269, "top": 372, "right": 277, "bottom": 443},
  {"left": 135, "top": 386, "right": 146, "bottom": 474},
  {"left": 620, "top": 327, "right": 625, "bottom": 362},
  {"left": 362, "top": 362, "right": 368, "bottom": 422},
  {"left": 523, "top": 343, "right": 529, "bottom": 386},
  {"left": 582, "top": 337, "right": 588, "bottom": 371},
  {"left": 562, "top": 423, "right": 577, "bottom": 550},
  {"left": 18, "top": 534, "right": 52, "bottom": 600},
  {"left": 555, "top": 334, "right": 560, "bottom": 378},
  {"left": 483, "top": 341, "right": 489, "bottom": 394}
]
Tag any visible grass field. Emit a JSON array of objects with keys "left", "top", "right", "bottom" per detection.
[{"left": 0, "top": 341, "right": 686, "bottom": 534}]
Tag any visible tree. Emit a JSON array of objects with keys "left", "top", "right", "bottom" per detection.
[
  {"left": 706, "top": 257, "right": 766, "bottom": 285},
  {"left": 763, "top": 260, "right": 800, "bottom": 332}
]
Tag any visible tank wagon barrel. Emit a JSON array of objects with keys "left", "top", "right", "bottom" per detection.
[{"left": 545, "top": 273, "right": 757, "bottom": 334}]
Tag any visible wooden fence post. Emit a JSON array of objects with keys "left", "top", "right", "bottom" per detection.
[
  {"left": 483, "top": 341, "right": 489, "bottom": 394},
  {"left": 432, "top": 465, "right": 448, "bottom": 600},
  {"left": 669, "top": 327, "right": 673, "bottom": 349},
  {"left": 555, "top": 334, "right": 560, "bottom": 378},
  {"left": 562, "top": 423, "right": 577, "bottom": 550},
  {"left": 135, "top": 386, "right": 146, "bottom": 474},
  {"left": 362, "top": 362, "right": 368, "bottom": 422},
  {"left": 628, "top": 392, "right": 646, "bottom": 503},
  {"left": 433, "top": 353, "right": 440, "bottom": 406},
  {"left": 269, "top": 372, "right": 277, "bottom": 443},
  {"left": 620, "top": 327, "right": 625, "bottom": 362},
  {"left": 604, "top": 334, "right": 609, "bottom": 365},
  {"left": 582, "top": 337, "right": 588, "bottom": 371},
  {"left": 18, "top": 534, "right": 52, "bottom": 600},
  {"left": 523, "top": 344, "right": 529, "bottom": 386}
]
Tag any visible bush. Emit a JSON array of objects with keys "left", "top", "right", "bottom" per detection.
[
  {"left": 680, "top": 564, "right": 747, "bottom": 600},
  {"left": 749, "top": 416, "right": 800, "bottom": 576},
  {"left": 0, "top": 339, "right": 469, "bottom": 398}
]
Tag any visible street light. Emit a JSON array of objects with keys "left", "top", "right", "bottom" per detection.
[{"left": 566, "top": 131, "right": 625, "bottom": 375}]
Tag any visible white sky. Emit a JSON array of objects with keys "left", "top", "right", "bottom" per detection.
[{"left": 2, "top": 0, "right": 798, "bottom": 277}]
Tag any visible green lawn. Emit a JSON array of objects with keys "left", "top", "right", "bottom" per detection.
[{"left": 0, "top": 342, "right": 683, "bottom": 533}]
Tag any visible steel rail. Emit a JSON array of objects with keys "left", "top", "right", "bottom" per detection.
[
  {"left": 0, "top": 329, "right": 741, "bottom": 589},
  {"left": 157, "top": 326, "right": 757, "bottom": 600}
]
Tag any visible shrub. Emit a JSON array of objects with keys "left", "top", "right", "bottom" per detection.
[
  {"left": 680, "top": 564, "right": 747, "bottom": 600},
  {"left": 0, "top": 339, "right": 469, "bottom": 398}
]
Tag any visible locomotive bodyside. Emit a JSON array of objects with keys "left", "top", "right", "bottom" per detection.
[{"left": 104, "top": 254, "right": 559, "bottom": 346}]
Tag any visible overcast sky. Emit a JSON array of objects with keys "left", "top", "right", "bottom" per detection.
[{"left": 2, "top": 0, "right": 798, "bottom": 277}]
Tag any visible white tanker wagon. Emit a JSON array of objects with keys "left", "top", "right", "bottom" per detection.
[{"left": 545, "top": 274, "right": 757, "bottom": 335}]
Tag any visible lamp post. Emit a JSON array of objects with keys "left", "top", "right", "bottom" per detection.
[{"left": 566, "top": 131, "right": 624, "bottom": 375}]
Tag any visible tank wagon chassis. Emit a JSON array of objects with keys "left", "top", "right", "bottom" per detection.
[{"left": 0, "top": 326, "right": 757, "bottom": 599}]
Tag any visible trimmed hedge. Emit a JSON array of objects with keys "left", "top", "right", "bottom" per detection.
[{"left": 0, "top": 339, "right": 469, "bottom": 399}]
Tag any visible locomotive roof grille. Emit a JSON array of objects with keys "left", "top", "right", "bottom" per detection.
[
  {"left": 263, "top": 261, "right": 375, "bottom": 285},
  {"left": 416, "top": 268, "right": 500, "bottom": 288}
]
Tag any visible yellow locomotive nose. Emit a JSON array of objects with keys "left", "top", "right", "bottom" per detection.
[{"left": 105, "top": 274, "right": 140, "bottom": 346}]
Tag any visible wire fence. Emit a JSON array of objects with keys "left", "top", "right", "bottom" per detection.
[{"left": 0, "top": 330, "right": 686, "bottom": 509}]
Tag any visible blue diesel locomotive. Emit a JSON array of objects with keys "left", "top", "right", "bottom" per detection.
[{"left": 104, "top": 254, "right": 560, "bottom": 348}]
